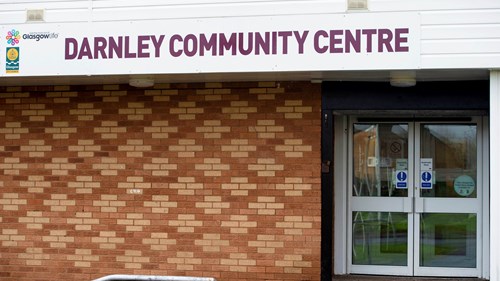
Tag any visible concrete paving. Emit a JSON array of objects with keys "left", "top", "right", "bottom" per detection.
[{"left": 333, "top": 275, "right": 487, "bottom": 281}]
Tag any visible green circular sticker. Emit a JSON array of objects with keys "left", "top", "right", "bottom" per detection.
[{"left": 454, "top": 175, "right": 475, "bottom": 197}]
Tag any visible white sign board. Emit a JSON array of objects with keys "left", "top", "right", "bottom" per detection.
[{"left": 1, "top": 13, "right": 420, "bottom": 77}]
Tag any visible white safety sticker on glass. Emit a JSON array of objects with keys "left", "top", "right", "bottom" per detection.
[
  {"left": 396, "top": 158, "right": 408, "bottom": 170},
  {"left": 454, "top": 175, "right": 475, "bottom": 197}
]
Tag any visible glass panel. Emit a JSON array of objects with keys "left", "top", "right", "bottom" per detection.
[
  {"left": 352, "top": 211, "right": 408, "bottom": 266},
  {"left": 420, "top": 213, "right": 476, "bottom": 268},
  {"left": 353, "top": 124, "right": 409, "bottom": 197},
  {"left": 420, "top": 124, "right": 477, "bottom": 198}
]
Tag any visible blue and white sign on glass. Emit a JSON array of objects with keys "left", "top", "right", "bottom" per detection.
[
  {"left": 396, "top": 170, "right": 408, "bottom": 189},
  {"left": 420, "top": 158, "right": 433, "bottom": 189}
]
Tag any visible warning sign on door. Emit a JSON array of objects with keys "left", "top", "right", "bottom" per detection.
[
  {"left": 420, "top": 158, "right": 433, "bottom": 189},
  {"left": 396, "top": 170, "right": 408, "bottom": 189}
]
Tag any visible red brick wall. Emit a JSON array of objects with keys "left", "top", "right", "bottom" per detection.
[{"left": 0, "top": 81, "right": 321, "bottom": 281}]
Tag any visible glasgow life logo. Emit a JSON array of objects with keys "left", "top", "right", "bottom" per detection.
[
  {"left": 6, "top": 28, "right": 59, "bottom": 44},
  {"left": 23, "top": 31, "right": 59, "bottom": 41}
]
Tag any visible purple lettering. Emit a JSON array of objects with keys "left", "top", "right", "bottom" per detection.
[
  {"left": 199, "top": 34, "right": 217, "bottom": 56},
  {"left": 330, "top": 30, "right": 343, "bottom": 53},
  {"left": 271, "top": 31, "right": 278, "bottom": 55},
  {"left": 278, "top": 31, "right": 292, "bottom": 54},
  {"left": 93, "top": 37, "right": 107, "bottom": 59},
  {"left": 345, "top": 29, "right": 361, "bottom": 53},
  {"left": 362, "top": 29, "right": 376, "bottom": 53},
  {"left": 255, "top": 32, "right": 270, "bottom": 55},
  {"left": 169, "top": 34, "right": 183, "bottom": 57},
  {"left": 378, "top": 29, "right": 394, "bottom": 52},
  {"left": 219, "top": 33, "right": 237, "bottom": 56},
  {"left": 151, "top": 35, "right": 164, "bottom": 57},
  {"left": 238, "top": 32, "right": 253, "bottom": 56},
  {"left": 65, "top": 38, "right": 78, "bottom": 60},
  {"left": 395, "top": 28, "right": 409, "bottom": 52},
  {"left": 124, "top": 36, "right": 137, "bottom": 58},
  {"left": 137, "top": 35, "right": 150, "bottom": 58},
  {"left": 184, "top": 34, "right": 198, "bottom": 57},
  {"left": 294, "top": 31, "right": 309, "bottom": 54},
  {"left": 78, "top": 38, "right": 93, "bottom": 59},
  {"left": 314, "top": 30, "right": 328, "bottom": 54},
  {"left": 108, "top": 36, "right": 123, "bottom": 59}
]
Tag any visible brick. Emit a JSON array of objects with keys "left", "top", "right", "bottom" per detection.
[{"left": 0, "top": 81, "right": 321, "bottom": 281}]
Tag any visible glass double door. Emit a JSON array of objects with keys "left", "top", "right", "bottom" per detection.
[{"left": 349, "top": 119, "right": 481, "bottom": 276}]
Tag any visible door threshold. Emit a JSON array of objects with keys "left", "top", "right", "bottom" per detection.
[{"left": 333, "top": 275, "right": 486, "bottom": 281}]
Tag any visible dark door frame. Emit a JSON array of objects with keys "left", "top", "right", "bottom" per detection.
[{"left": 320, "top": 81, "right": 489, "bottom": 281}]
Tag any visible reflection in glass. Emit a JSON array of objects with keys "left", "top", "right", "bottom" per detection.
[
  {"left": 353, "top": 124, "right": 409, "bottom": 197},
  {"left": 352, "top": 212, "right": 408, "bottom": 266},
  {"left": 420, "top": 124, "right": 477, "bottom": 198},
  {"left": 420, "top": 213, "right": 476, "bottom": 268}
]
